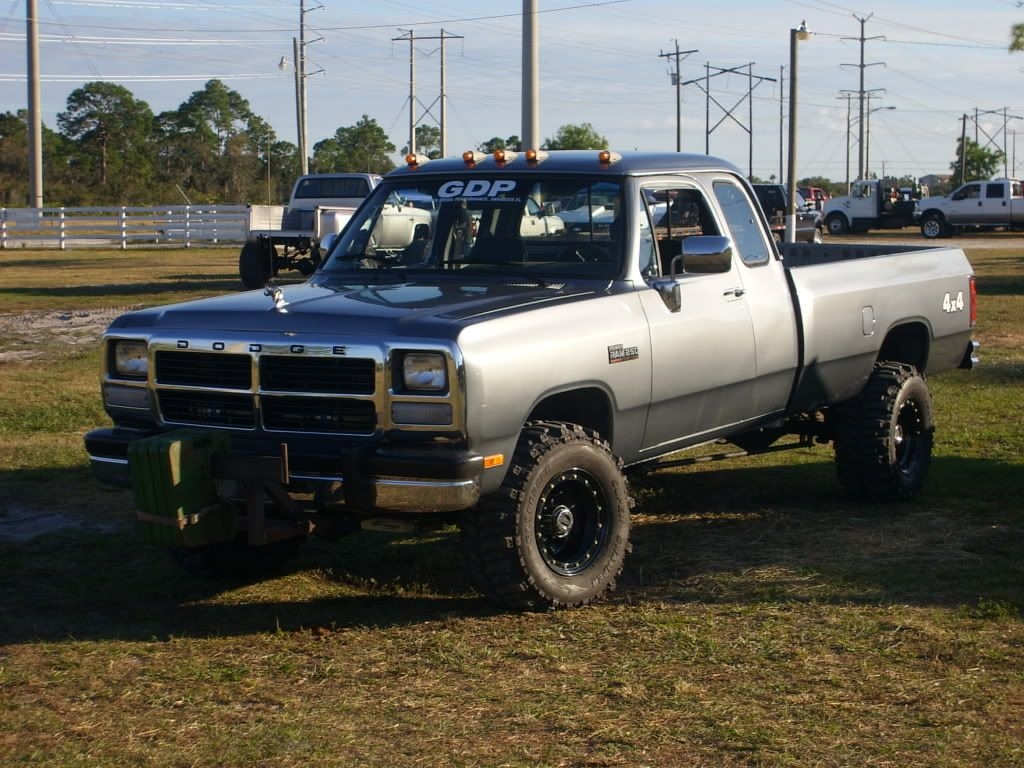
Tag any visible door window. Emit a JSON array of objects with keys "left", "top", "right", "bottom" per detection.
[
  {"left": 713, "top": 181, "right": 772, "bottom": 266},
  {"left": 639, "top": 185, "right": 720, "bottom": 277}
]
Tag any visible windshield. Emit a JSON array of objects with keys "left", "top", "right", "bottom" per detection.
[{"left": 318, "top": 176, "right": 625, "bottom": 281}]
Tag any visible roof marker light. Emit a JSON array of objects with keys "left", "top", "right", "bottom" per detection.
[
  {"left": 493, "top": 149, "right": 517, "bottom": 165},
  {"left": 462, "top": 150, "right": 485, "bottom": 167},
  {"left": 525, "top": 149, "right": 549, "bottom": 164},
  {"left": 405, "top": 153, "right": 429, "bottom": 168},
  {"left": 597, "top": 150, "right": 621, "bottom": 165}
]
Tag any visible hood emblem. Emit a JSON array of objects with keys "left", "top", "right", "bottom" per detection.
[{"left": 264, "top": 281, "right": 289, "bottom": 313}]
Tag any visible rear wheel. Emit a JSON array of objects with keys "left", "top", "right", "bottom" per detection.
[
  {"left": 833, "top": 362, "right": 934, "bottom": 502},
  {"left": 811, "top": 226, "right": 824, "bottom": 244},
  {"left": 460, "top": 421, "right": 633, "bottom": 610}
]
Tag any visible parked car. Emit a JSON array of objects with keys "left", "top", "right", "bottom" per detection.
[
  {"left": 752, "top": 184, "right": 823, "bottom": 243},
  {"left": 798, "top": 186, "right": 830, "bottom": 210}
]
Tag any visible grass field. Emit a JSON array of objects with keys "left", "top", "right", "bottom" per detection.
[{"left": 0, "top": 242, "right": 1021, "bottom": 767}]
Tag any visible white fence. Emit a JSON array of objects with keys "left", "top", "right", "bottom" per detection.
[{"left": 0, "top": 205, "right": 247, "bottom": 249}]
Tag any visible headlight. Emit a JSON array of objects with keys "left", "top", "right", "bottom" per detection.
[
  {"left": 402, "top": 352, "right": 447, "bottom": 392},
  {"left": 112, "top": 340, "right": 148, "bottom": 378}
]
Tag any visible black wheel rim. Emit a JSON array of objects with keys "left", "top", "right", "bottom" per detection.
[
  {"left": 894, "top": 397, "right": 924, "bottom": 475},
  {"left": 535, "top": 468, "right": 610, "bottom": 576}
]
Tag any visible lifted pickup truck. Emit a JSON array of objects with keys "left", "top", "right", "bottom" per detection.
[
  {"left": 85, "top": 150, "right": 977, "bottom": 611},
  {"left": 240, "top": 172, "right": 382, "bottom": 289},
  {"left": 918, "top": 178, "right": 1024, "bottom": 238}
]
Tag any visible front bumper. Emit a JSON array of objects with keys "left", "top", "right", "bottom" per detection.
[{"left": 85, "top": 427, "right": 484, "bottom": 514}]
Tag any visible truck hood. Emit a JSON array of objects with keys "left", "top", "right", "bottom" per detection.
[{"left": 107, "top": 278, "right": 603, "bottom": 340}]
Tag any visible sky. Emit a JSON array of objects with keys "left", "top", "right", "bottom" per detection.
[{"left": 1, "top": 0, "right": 1023, "bottom": 185}]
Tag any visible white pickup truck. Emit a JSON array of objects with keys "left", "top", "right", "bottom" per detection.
[
  {"left": 918, "top": 178, "right": 1024, "bottom": 238},
  {"left": 240, "top": 173, "right": 381, "bottom": 288}
]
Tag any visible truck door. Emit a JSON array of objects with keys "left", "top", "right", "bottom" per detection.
[
  {"left": 711, "top": 178, "right": 800, "bottom": 418},
  {"left": 636, "top": 182, "right": 758, "bottom": 454},
  {"left": 845, "top": 180, "right": 878, "bottom": 225},
  {"left": 980, "top": 182, "right": 1008, "bottom": 225},
  {"left": 947, "top": 182, "right": 984, "bottom": 224}
]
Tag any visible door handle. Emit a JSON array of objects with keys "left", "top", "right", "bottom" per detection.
[{"left": 723, "top": 287, "right": 745, "bottom": 298}]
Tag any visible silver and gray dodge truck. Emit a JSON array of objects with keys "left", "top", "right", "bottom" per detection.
[{"left": 85, "top": 150, "right": 978, "bottom": 610}]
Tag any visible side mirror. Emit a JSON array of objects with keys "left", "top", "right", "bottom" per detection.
[
  {"left": 680, "top": 235, "right": 733, "bottom": 274},
  {"left": 651, "top": 236, "right": 734, "bottom": 313}
]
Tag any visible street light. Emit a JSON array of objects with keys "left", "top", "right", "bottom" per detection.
[
  {"left": 279, "top": 42, "right": 306, "bottom": 175},
  {"left": 865, "top": 105, "right": 896, "bottom": 179},
  {"left": 785, "top": 21, "right": 810, "bottom": 243}
]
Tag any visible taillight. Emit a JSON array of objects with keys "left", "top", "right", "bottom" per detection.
[{"left": 969, "top": 275, "right": 977, "bottom": 327}]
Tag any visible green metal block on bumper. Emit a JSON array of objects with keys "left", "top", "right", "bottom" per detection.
[
  {"left": 86, "top": 428, "right": 485, "bottom": 514},
  {"left": 127, "top": 429, "right": 237, "bottom": 548}
]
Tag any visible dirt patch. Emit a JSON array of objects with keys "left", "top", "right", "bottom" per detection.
[
  {"left": 0, "top": 503, "right": 125, "bottom": 543},
  {"left": 0, "top": 306, "right": 138, "bottom": 361}
]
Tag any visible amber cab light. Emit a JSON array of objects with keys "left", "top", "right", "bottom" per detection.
[
  {"left": 525, "top": 149, "right": 549, "bottom": 164},
  {"left": 462, "top": 150, "right": 485, "bottom": 167},
  {"left": 597, "top": 150, "right": 621, "bottom": 165},
  {"left": 406, "top": 153, "right": 429, "bottom": 168}
]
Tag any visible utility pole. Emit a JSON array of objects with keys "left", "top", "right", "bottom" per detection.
[
  {"left": 285, "top": 0, "right": 322, "bottom": 175},
  {"left": 841, "top": 13, "right": 884, "bottom": 179},
  {"left": 659, "top": 41, "right": 697, "bottom": 152},
  {"left": 837, "top": 94, "right": 853, "bottom": 192},
  {"left": 779, "top": 65, "right": 784, "bottom": 182},
  {"left": 959, "top": 113, "right": 968, "bottom": 186},
  {"left": 26, "top": 0, "right": 43, "bottom": 208},
  {"left": 522, "top": 0, "right": 539, "bottom": 151}
]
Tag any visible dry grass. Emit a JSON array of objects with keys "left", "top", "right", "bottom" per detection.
[{"left": 0, "top": 239, "right": 1021, "bottom": 767}]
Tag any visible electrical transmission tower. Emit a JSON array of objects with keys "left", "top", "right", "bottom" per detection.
[
  {"left": 394, "top": 29, "right": 464, "bottom": 158},
  {"left": 841, "top": 13, "right": 884, "bottom": 179}
]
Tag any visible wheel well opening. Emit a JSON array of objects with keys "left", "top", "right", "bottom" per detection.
[
  {"left": 527, "top": 388, "right": 613, "bottom": 444},
  {"left": 878, "top": 322, "right": 928, "bottom": 371}
]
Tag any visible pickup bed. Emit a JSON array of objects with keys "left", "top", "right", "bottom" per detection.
[{"left": 85, "top": 150, "right": 977, "bottom": 611}]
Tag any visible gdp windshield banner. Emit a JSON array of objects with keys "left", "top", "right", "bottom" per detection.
[{"left": 437, "top": 180, "right": 520, "bottom": 201}]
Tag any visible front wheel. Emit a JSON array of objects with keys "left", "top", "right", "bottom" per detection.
[
  {"left": 920, "top": 213, "right": 947, "bottom": 239},
  {"left": 832, "top": 362, "right": 934, "bottom": 502},
  {"left": 460, "top": 421, "right": 633, "bottom": 610},
  {"left": 825, "top": 214, "right": 848, "bottom": 236},
  {"left": 810, "top": 226, "right": 824, "bottom": 244}
]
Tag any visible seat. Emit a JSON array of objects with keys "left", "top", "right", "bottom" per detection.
[{"left": 467, "top": 237, "right": 528, "bottom": 264}]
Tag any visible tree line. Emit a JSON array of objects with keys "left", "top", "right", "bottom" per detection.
[
  {"left": 3, "top": 76, "right": 1003, "bottom": 208},
  {"left": 0, "top": 79, "right": 612, "bottom": 208}
]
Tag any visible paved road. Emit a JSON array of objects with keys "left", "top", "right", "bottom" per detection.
[{"left": 827, "top": 229, "right": 1022, "bottom": 250}]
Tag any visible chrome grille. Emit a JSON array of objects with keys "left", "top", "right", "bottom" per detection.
[
  {"left": 151, "top": 347, "right": 379, "bottom": 434},
  {"left": 156, "top": 351, "right": 251, "bottom": 389},
  {"left": 260, "top": 356, "right": 374, "bottom": 394},
  {"left": 158, "top": 390, "right": 256, "bottom": 428},
  {"left": 261, "top": 396, "right": 376, "bottom": 433}
]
